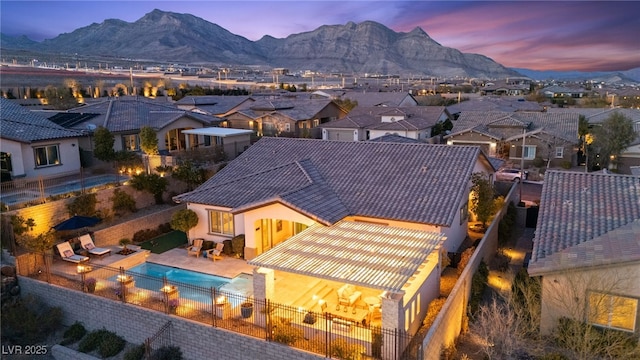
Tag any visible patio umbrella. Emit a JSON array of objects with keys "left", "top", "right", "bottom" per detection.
[{"left": 52, "top": 215, "right": 101, "bottom": 231}]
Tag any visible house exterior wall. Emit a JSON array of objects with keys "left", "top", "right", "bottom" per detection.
[
  {"left": 185, "top": 203, "right": 236, "bottom": 244},
  {"left": 400, "top": 251, "right": 441, "bottom": 335},
  {"left": 323, "top": 129, "right": 357, "bottom": 141},
  {"left": 447, "top": 132, "right": 498, "bottom": 157},
  {"left": 156, "top": 117, "right": 207, "bottom": 152},
  {"left": 538, "top": 262, "right": 640, "bottom": 335},
  {"left": 221, "top": 134, "right": 252, "bottom": 159},
  {"left": 9, "top": 137, "right": 81, "bottom": 179},
  {"left": 369, "top": 129, "right": 415, "bottom": 140},
  {"left": 507, "top": 136, "right": 575, "bottom": 168}
]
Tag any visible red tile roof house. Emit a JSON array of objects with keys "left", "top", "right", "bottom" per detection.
[
  {"left": 528, "top": 171, "right": 640, "bottom": 336},
  {"left": 174, "top": 137, "right": 495, "bottom": 341}
]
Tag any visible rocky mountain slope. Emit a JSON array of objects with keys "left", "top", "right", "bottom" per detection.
[{"left": 1, "top": 9, "right": 521, "bottom": 78}]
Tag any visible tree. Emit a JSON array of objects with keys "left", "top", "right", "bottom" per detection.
[
  {"left": 171, "top": 161, "right": 206, "bottom": 191},
  {"left": 129, "top": 173, "right": 168, "bottom": 204},
  {"left": 470, "top": 172, "right": 495, "bottom": 228},
  {"left": 590, "top": 112, "right": 635, "bottom": 170},
  {"left": 139, "top": 126, "right": 159, "bottom": 155},
  {"left": 66, "top": 193, "right": 98, "bottom": 217},
  {"left": 43, "top": 86, "right": 77, "bottom": 110},
  {"left": 170, "top": 209, "right": 199, "bottom": 236},
  {"left": 93, "top": 127, "right": 115, "bottom": 162},
  {"left": 333, "top": 98, "right": 358, "bottom": 112}
]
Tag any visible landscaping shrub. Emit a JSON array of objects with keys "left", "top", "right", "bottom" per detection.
[
  {"left": 533, "top": 157, "right": 545, "bottom": 167},
  {"left": 150, "top": 345, "right": 183, "bottom": 360},
  {"left": 78, "top": 329, "right": 110, "bottom": 353},
  {"left": 60, "top": 321, "right": 86, "bottom": 345},
  {"left": 553, "top": 317, "right": 640, "bottom": 359},
  {"left": 111, "top": 188, "right": 137, "bottom": 215},
  {"left": 157, "top": 222, "right": 172, "bottom": 234},
  {"left": 133, "top": 228, "right": 161, "bottom": 243},
  {"left": 469, "top": 261, "right": 489, "bottom": 315},
  {"left": 1, "top": 295, "right": 63, "bottom": 345},
  {"left": 124, "top": 344, "right": 146, "bottom": 360},
  {"left": 498, "top": 202, "right": 517, "bottom": 246},
  {"left": 98, "top": 331, "right": 126, "bottom": 358},
  {"left": 66, "top": 193, "right": 98, "bottom": 217},
  {"left": 561, "top": 160, "right": 572, "bottom": 169},
  {"left": 331, "top": 338, "right": 364, "bottom": 360},
  {"left": 538, "top": 353, "right": 570, "bottom": 360},
  {"left": 271, "top": 317, "right": 302, "bottom": 345},
  {"left": 457, "top": 246, "right": 475, "bottom": 275},
  {"left": 231, "top": 234, "right": 245, "bottom": 258}
]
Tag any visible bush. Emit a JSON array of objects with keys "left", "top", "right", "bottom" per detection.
[
  {"left": 561, "top": 160, "right": 572, "bottom": 169},
  {"left": 111, "top": 188, "right": 137, "bottom": 215},
  {"left": 271, "top": 317, "right": 302, "bottom": 345},
  {"left": 231, "top": 234, "right": 245, "bottom": 258},
  {"left": 60, "top": 321, "right": 86, "bottom": 345},
  {"left": 538, "top": 354, "right": 570, "bottom": 360},
  {"left": 469, "top": 261, "right": 489, "bottom": 315},
  {"left": 78, "top": 329, "right": 110, "bottom": 353},
  {"left": 66, "top": 193, "right": 98, "bottom": 217},
  {"left": 157, "top": 222, "right": 172, "bottom": 234},
  {"left": 133, "top": 228, "right": 161, "bottom": 243},
  {"left": 98, "top": 331, "right": 126, "bottom": 358},
  {"left": 532, "top": 157, "right": 545, "bottom": 167},
  {"left": 150, "top": 345, "right": 183, "bottom": 360},
  {"left": 1, "top": 295, "right": 63, "bottom": 345},
  {"left": 331, "top": 338, "right": 364, "bottom": 360},
  {"left": 124, "top": 344, "right": 146, "bottom": 360},
  {"left": 457, "top": 246, "right": 475, "bottom": 275}
]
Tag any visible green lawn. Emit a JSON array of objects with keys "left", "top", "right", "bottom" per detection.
[{"left": 139, "top": 230, "right": 187, "bottom": 254}]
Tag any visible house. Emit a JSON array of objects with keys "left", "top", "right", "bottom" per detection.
[
  {"left": 540, "top": 85, "right": 588, "bottom": 99},
  {"left": 0, "top": 98, "right": 82, "bottom": 181},
  {"left": 223, "top": 98, "right": 348, "bottom": 138},
  {"left": 319, "top": 106, "right": 451, "bottom": 142},
  {"left": 339, "top": 91, "right": 418, "bottom": 107},
  {"left": 446, "top": 97, "right": 545, "bottom": 120},
  {"left": 444, "top": 111, "right": 580, "bottom": 167},
  {"left": 528, "top": 171, "right": 640, "bottom": 336},
  {"left": 54, "top": 97, "right": 220, "bottom": 153},
  {"left": 174, "top": 137, "right": 495, "bottom": 336},
  {"left": 174, "top": 95, "right": 255, "bottom": 117}
]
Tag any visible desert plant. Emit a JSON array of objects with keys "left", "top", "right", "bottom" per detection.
[
  {"left": 111, "top": 188, "right": 137, "bottom": 215},
  {"left": 98, "top": 331, "right": 126, "bottom": 358},
  {"left": 271, "top": 317, "right": 302, "bottom": 345},
  {"left": 150, "top": 345, "right": 183, "bottom": 360},
  {"left": 331, "top": 338, "right": 363, "bottom": 360},
  {"left": 119, "top": 238, "right": 131, "bottom": 249},
  {"left": 60, "top": 321, "right": 86, "bottom": 345},
  {"left": 129, "top": 172, "right": 168, "bottom": 204},
  {"left": 85, "top": 277, "right": 97, "bottom": 293},
  {"left": 1, "top": 295, "right": 63, "bottom": 345},
  {"left": 124, "top": 344, "right": 146, "bottom": 360},
  {"left": 66, "top": 193, "right": 98, "bottom": 217},
  {"left": 231, "top": 234, "right": 245, "bottom": 258},
  {"left": 78, "top": 329, "right": 110, "bottom": 353}
]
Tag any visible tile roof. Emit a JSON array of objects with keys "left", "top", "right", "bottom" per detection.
[
  {"left": 446, "top": 97, "right": 544, "bottom": 114},
  {"left": 176, "top": 138, "right": 484, "bottom": 226},
  {"left": 447, "top": 111, "right": 579, "bottom": 143},
  {"left": 341, "top": 92, "right": 416, "bottom": 107},
  {"left": 529, "top": 171, "right": 640, "bottom": 275},
  {"left": 320, "top": 106, "right": 445, "bottom": 131},
  {"left": 66, "top": 98, "right": 215, "bottom": 132},
  {"left": 367, "top": 134, "right": 422, "bottom": 144},
  {"left": 248, "top": 220, "right": 445, "bottom": 292},
  {"left": 0, "top": 98, "right": 82, "bottom": 143}
]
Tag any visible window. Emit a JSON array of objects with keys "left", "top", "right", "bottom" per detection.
[
  {"left": 122, "top": 134, "right": 140, "bottom": 151},
  {"left": 515, "top": 145, "right": 536, "bottom": 160},
  {"left": 588, "top": 291, "right": 638, "bottom": 332},
  {"left": 459, "top": 202, "right": 469, "bottom": 225},
  {"left": 285, "top": 123, "right": 291, "bottom": 132},
  {"left": 209, "top": 210, "right": 234, "bottom": 236},
  {"left": 555, "top": 147, "right": 564, "bottom": 158},
  {"left": 312, "top": 119, "right": 319, "bottom": 127},
  {"left": 34, "top": 145, "right": 60, "bottom": 167}
]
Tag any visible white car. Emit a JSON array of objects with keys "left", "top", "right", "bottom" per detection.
[{"left": 495, "top": 168, "right": 525, "bottom": 182}]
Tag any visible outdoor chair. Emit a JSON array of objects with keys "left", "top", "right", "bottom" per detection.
[
  {"left": 206, "top": 242, "right": 225, "bottom": 262},
  {"left": 56, "top": 242, "right": 89, "bottom": 263},
  {"left": 187, "top": 239, "right": 203, "bottom": 257},
  {"left": 337, "top": 284, "right": 361, "bottom": 307},
  {"left": 79, "top": 234, "right": 111, "bottom": 257}
]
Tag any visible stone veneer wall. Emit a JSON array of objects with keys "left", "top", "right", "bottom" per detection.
[
  {"left": 419, "top": 184, "right": 518, "bottom": 360},
  {"left": 92, "top": 205, "right": 184, "bottom": 247},
  {"left": 19, "top": 277, "right": 324, "bottom": 360}
]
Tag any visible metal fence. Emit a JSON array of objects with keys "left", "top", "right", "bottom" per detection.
[
  {"left": 145, "top": 321, "right": 173, "bottom": 359},
  {"left": 21, "top": 254, "right": 415, "bottom": 360},
  {"left": 0, "top": 169, "right": 126, "bottom": 210}
]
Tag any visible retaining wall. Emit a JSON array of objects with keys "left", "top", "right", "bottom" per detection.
[
  {"left": 19, "top": 277, "right": 324, "bottom": 360},
  {"left": 92, "top": 205, "right": 183, "bottom": 246}
]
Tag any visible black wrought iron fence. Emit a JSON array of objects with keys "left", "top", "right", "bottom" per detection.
[
  {"left": 144, "top": 321, "right": 172, "bottom": 359},
  {"left": 22, "top": 256, "right": 414, "bottom": 360}
]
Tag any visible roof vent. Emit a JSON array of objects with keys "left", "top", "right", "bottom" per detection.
[{"left": 420, "top": 166, "right": 429, "bottom": 173}]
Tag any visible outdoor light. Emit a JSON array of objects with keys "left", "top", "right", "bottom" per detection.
[
  {"left": 77, "top": 264, "right": 92, "bottom": 273},
  {"left": 216, "top": 295, "right": 226, "bottom": 304}
]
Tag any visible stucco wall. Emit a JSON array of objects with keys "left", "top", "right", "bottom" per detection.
[
  {"left": 419, "top": 183, "right": 517, "bottom": 360},
  {"left": 12, "top": 138, "right": 82, "bottom": 179},
  {"left": 92, "top": 205, "right": 183, "bottom": 246},
  {"left": 19, "top": 277, "right": 324, "bottom": 360}
]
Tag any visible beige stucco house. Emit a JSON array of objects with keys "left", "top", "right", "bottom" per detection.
[
  {"left": 528, "top": 171, "right": 640, "bottom": 336},
  {"left": 0, "top": 98, "right": 82, "bottom": 181},
  {"left": 174, "top": 137, "right": 495, "bottom": 337}
]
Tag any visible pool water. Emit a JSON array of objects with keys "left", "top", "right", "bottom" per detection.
[{"left": 122, "top": 263, "right": 253, "bottom": 305}]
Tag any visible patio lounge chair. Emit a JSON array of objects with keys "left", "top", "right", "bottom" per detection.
[
  {"left": 205, "top": 242, "right": 225, "bottom": 262},
  {"left": 337, "top": 284, "right": 361, "bottom": 307},
  {"left": 187, "top": 239, "right": 203, "bottom": 257},
  {"left": 56, "top": 242, "right": 89, "bottom": 263},
  {"left": 79, "top": 234, "right": 111, "bottom": 257}
]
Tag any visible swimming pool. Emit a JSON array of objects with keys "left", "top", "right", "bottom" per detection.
[{"left": 121, "top": 263, "right": 253, "bottom": 304}]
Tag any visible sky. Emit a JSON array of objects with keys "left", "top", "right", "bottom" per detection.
[{"left": 1, "top": 1, "right": 639, "bottom": 72}]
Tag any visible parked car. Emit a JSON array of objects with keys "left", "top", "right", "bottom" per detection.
[{"left": 495, "top": 168, "right": 526, "bottom": 182}]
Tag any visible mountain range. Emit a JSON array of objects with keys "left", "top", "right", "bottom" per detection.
[{"left": 0, "top": 9, "right": 520, "bottom": 79}]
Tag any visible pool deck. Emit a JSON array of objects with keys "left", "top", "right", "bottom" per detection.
[{"left": 50, "top": 246, "right": 254, "bottom": 281}]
